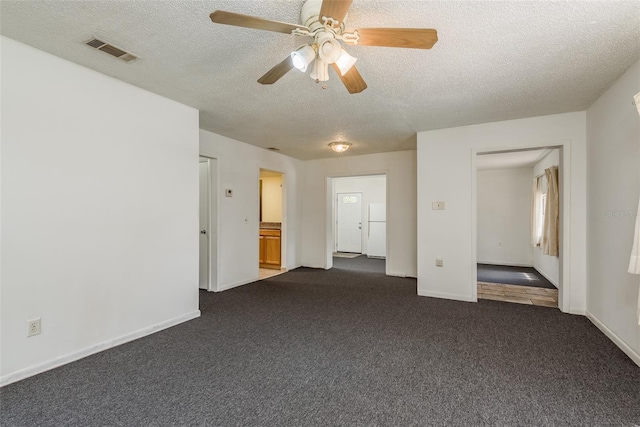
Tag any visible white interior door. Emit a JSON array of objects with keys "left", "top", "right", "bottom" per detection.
[
  {"left": 199, "top": 160, "right": 209, "bottom": 290},
  {"left": 336, "top": 192, "right": 362, "bottom": 253}
]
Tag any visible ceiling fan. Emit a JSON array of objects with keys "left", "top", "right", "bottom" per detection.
[{"left": 210, "top": 0, "right": 438, "bottom": 94}]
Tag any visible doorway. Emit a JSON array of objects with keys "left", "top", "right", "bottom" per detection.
[
  {"left": 330, "top": 175, "right": 387, "bottom": 274},
  {"left": 199, "top": 157, "right": 218, "bottom": 291},
  {"left": 475, "top": 148, "right": 561, "bottom": 308},
  {"left": 336, "top": 192, "right": 362, "bottom": 253},
  {"left": 259, "top": 169, "right": 286, "bottom": 280}
]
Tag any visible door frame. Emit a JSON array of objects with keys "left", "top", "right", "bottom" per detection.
[
  {"left": 325, "top": 172, "right": 389, "bottom": 274},
  {"left": 199, "top": 156, "right": 219, "bottom": 292},
  {"left": 335, "top": 191, "right": 363, "bottom": 253},
  {"left": 471, "top": 142, "right": 570, "bottom": 313}
]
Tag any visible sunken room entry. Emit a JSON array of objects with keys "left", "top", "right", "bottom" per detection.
[{"left": 476, "top": 149, "right": 560, "bottom": 308}]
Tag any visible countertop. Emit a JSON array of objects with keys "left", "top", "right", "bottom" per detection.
[{"left": 259, "top": 222, "right": 281, "bottom": 230}]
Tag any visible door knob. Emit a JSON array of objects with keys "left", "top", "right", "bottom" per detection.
[{"left": 200, "top": 230, "right": 207, "bottom": 235}]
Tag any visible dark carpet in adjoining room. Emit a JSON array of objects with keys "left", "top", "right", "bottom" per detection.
[
  {"left": 332, "top": 254, "right": 386, "bottom": 273},
  {"left": 477, "top": 263, "right": 557, "bottom": 289},
  {"left": 2, "top": 267, "right": 638, "bottom": 426}
]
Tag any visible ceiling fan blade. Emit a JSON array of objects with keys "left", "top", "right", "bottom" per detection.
[
  {"left": 258, "top": 56, "right": 294, "bottom": 85},
  {"left": 350, "top": 28, "right": 438, "bottom": 49},
  {"left": 331, "top": 63, "right": 367, "bottom": 94},
  {"left": 210, "top": 10, "right": 309, "bottom": 34},
  {"left": 319, "top": 0, "right": 353, "bottom": 26}
]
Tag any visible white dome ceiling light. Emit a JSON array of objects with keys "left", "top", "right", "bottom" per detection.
[
  {"left": 329, "top": 141, "right": 352, "bottom": 153},
  {"left": 210, "top": 0, "right": 438, "bottom": 94}
]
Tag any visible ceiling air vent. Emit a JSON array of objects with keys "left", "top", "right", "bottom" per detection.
[{"left": 85, "top": 38, "right": 138, "bottom": 63}]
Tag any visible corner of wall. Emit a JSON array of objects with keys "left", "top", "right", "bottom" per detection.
[{"left": 586, "top": 311, "right": 640, "bottom": 367}]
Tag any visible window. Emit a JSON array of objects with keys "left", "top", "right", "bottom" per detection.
[
  {"left": 342, "top": 196, "right": 358, "bottom": 204},
  {"left": 532, "top": 176, "right": 544, "bottom": 247}
]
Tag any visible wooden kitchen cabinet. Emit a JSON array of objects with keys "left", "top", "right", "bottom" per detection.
[
  {"left": 259, "top": 235, "right": 265, "bottom": 264},
  {"left": 259, "top": 229, "right": 281, "bottom": 269}
]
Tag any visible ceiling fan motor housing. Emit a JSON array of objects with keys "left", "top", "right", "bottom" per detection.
[{"left": 301, "top": 0, "right": 346, "bottom": 33}]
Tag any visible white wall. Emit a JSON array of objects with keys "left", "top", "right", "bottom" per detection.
[
  {"left": 1, "top": 37, "right": 200, "bottom": 385},
  {"left": 301, "top": 151, "right": 416, "bottom": 278},
  {"left": 477, "top": 167, "right": 533, "bottom": 266},
  {"left": 586, "top": 58, "right": 640, "bottom": 364},
  {"left": 261, "top": 175, "right": 282, "bottom": 223},
  {"left": 200, "top": 130, "right": 302, "bottom": 290},
  {"left": 532, "top": 149, "right": 560, "bottom": 286},
  {"left": 333, "top": 175, "right": 386, "bottom": 255},
  {"left": 417, "top": 112, "right": 587, "bottom": 313}
]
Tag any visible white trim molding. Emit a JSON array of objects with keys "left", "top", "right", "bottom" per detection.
[
  {"left": 216, "top": 277, "right": 259, "bottom": 292},
  {"left": 0, "top": 310, "right": 201, "bottom": 387},
  {"left": 586, "top": 311, "right": 640, "bottom": 367},
  {"left": 417, "top": 289, "right": 477, "bottom": 303}
]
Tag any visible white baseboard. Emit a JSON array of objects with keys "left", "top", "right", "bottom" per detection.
[
  {"left": 533, "top": 267, "right": 559, "bottom": 288},
  {"left": 216, "top": 265, "right": 300, "bottom": 292},
  {"left": 0, "top": 310, "right": 201, "bottom": 388},
  {"left": 586, "top": 310, "right": 640, "bottom": 367},
  {"left": 478, "top": 261, "right": 533, "bottom": 268},
  {"left": 387, "top": 271, "right": 417, "bottom": 279},
  {"left": 417, "top": 288, "right": 476, "bottom": 303},
  {"left": 569, "top": 307, "right": 586, "bottom": 316},
  {"left": 387, "top": 272, "right": 406, "bottom": 278},
  {"left": 300, "top": 263, "right": 326, "bottom": 270},
  {"left": 216, "top": 277, "right": 258, "bottom": 292}
]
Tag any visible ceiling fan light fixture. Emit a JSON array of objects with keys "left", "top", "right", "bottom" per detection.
[
  {"left": 318, "top": 37, "right": 342, "bottom": 64},
  {"left": 310, "top": 58, "right": 329, "bottom": 82},
  {"left": 210, "top": 2, "right": 438, "bottom": 94},
  {"left": 329, "top": 141, "right": 352, "bottom": 153},
  {"left": 335, "top": 49, "right": 357, "bottom": 76},
  {"left": 291, "top": 45, "right": 316, "bottom": 72}
]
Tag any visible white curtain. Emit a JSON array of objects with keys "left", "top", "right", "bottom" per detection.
[
  {"left": 542, "top": 166, "right": 559, "bottom": 257},
  {"left": 628, "top": 199, "right": 640, "bottom": 272},
  {"left": 629, "top": 92, "right": 640, "bottom": 324},
  {"left": 628, "top": 197, "right": 640, "bottom": 325},
  {"left": 531, "top": 176, "right": 543, "bottom": 247}
]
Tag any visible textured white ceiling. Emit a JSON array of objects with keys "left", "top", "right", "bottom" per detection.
[
  {"left": 2, "top": 1, "right": 639, "bottom": 160},
  {"left": 476, "top": 148, "right": 550, "bottom": 170}
]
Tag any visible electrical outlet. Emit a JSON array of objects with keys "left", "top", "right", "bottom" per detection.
[
  {"left": 27, "top": 318, "right": 41, "bottom": 337},
  {"left": 436, "top": 258, "right": 444, "bottom": 267}
]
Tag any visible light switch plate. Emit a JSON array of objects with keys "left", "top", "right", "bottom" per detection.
[{"left": 432, "top": 201, "right": 445, "bottom": 210}]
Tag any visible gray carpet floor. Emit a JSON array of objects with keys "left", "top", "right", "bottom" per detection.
[
  {"left": 332, "top": 254, "right": 386, "bottom": 273},
  {"left": 478, "top": 264, "right": 557, "bottom": 289},
  {"left": 1, "top": 267, "right": 639, "bottom": 426}
]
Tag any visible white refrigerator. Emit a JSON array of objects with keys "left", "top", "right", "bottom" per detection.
[{"left": 367, "top": 203, "right": 386, "bottom": 259}]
